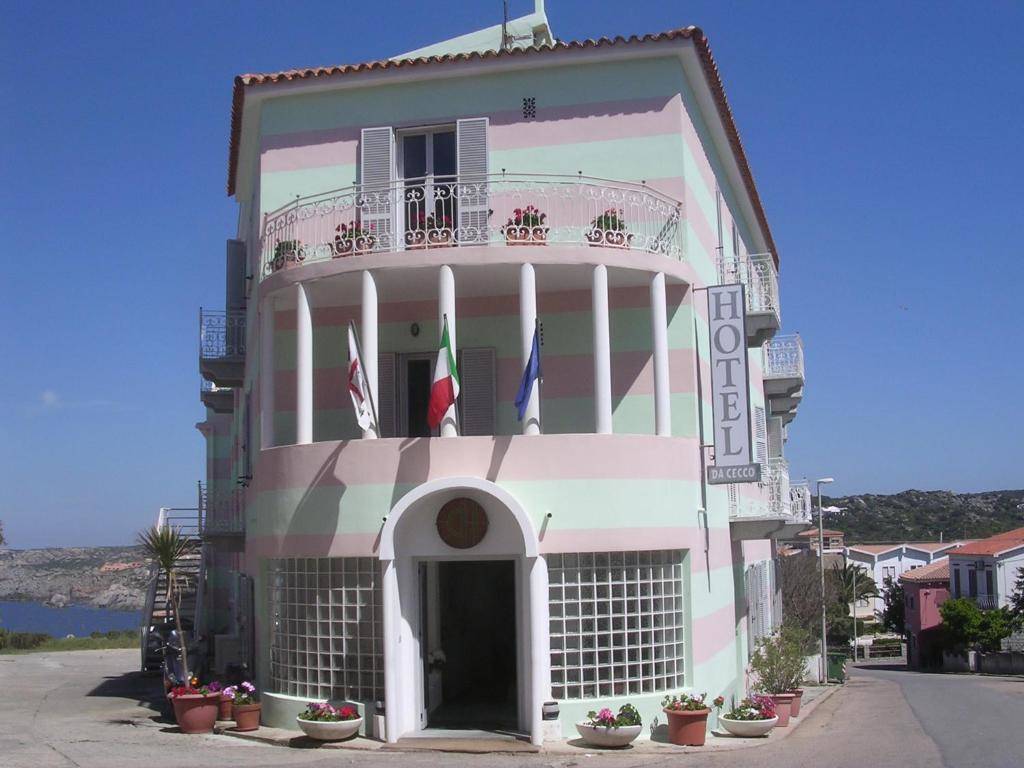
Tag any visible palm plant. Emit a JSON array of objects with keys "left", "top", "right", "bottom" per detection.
[
  {"left": 830, "top": 562, "right": 879, "bottom": 606},
  {"left": 138, "top": 525, "right": 197, "bottom": 682}
]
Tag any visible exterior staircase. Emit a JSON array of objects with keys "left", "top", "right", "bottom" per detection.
[{"left": 140, "top": 507, "right": 205, "bottom": 671}]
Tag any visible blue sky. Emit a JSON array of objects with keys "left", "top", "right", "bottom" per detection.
[{"left": 2, "top": 2, "right": 1022, "bottom": 548}]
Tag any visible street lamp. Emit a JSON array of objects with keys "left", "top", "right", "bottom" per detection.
[{"left": 816, "top": 477, "right": 834, "bottom": 681}]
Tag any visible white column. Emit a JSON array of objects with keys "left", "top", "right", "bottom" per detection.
[
  {"left": 528, "top": 555, "right": 550, "bottom": 746},
  {"left": 259, "top": 296, "right": 275, "bottom": 449},
  {"left": 381, "top": 559, "right": 400, "bottom": 743},
  {"left": 438, "top": 265, "right": 458, "bottom": 437},
  {"left": 519, "top": 263, "right": 540, "bottom": 435},
  {"left": 651, "top": 271, "right": 672, "bottom": 436},
  {"left": 592, "top": 264, "right": 612, "bottom": 434},
  {"left": 361, "top": 270, "right": 379, "bottom": 439},
  {"left": 295, "top": 282, "right": 313, "bottom": 445}
]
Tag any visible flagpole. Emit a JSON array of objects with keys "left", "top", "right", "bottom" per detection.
[
  {"left": 349, "top": 320, "right": 381, "bottom": 437},
  {"left": 535, "top": 317, "right": 543, "bottom": 434},
  {"left": 442, "top": 313, "right": 460, "bottom": 435}
]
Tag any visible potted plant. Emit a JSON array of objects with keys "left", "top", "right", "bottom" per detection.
[
  {"left": 750, "top": 632, "right": 807, "bottom": 727},
  {"left": 224, "top": 681, "right": 260, "bottom": 732},
  {"left": 333, "top": 222, "right": 377, "bottom": 257},
  {"left": 405, "top": 213, "right": 453, "bottom": 249},
  {"left": 272, "top": 239, "right": 303, "bottom": 271},
  {"left": 662, "top": 692, "right": 711, "bottom": 746},
  {"left": 296, "top": 702, "right": 363, "bottom": 741},
  {"left": 168, "top": 681, "right": 221, "bottom": 734},
  {"left": 575, "top": 704, "right": 642, "bottom": 748},
  {"left": 715, "top": 695, "right": 779, "bottom": 737},
  {"left": 503, "top": 205, "right": 548, "bottom": 245},
  {"left": 586, "top": 208, "right": 632, "bottom": 248},
  {"left": 207, "top": 681, "right": 233, "bottom": 721}
]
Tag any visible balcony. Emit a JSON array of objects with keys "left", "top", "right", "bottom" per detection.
[
  {"left": 968, "top": 594, "right": 999, "bottom": 610},
  {"left": 788, "top": 481, "right": 813, "bottom": 524},
  {"left": 199, "top": 309, "right": 246, "bottom": 388},
  {"left": 730, "top": 458, "right": 809, "bottom": 540},
  {"left": 200, "top": 378, "right": 234, "bottom": 413},
  {"left": 763, "top": 334, "right": 804, "bottom": 424},
  {"left": 259, "top": 173, "right": 684, "bottom": 278},
  {"left": 717, "top": 252, "right": 780, "bottom": 345},
  {"left": 199, "top": 483, "right": 245, "bottom": 548}
]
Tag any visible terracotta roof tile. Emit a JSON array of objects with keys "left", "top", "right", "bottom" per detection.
[
  {"left": 950, "top": 529, "right": 1024, "bottom": 558},
  {"left": 847, "top": 544, "right": 902, "bottom": 555},
  {"left": 226, "top": 27, "right": 779, "bottom": 263},
  {"left": 900, "top": 560, "right": 950, "bottom": 583}
]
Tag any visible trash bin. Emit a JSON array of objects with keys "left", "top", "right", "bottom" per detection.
[{"left": 827, "top": 651, "right": 848, "bottom": 683}]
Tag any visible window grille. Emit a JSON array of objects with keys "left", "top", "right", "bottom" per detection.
[
  {"left": 522, "top": 96, "right": 537, "bottom": 119},
  {"left": 268, "top": 557, "right": 384, "bottom": 702},
  {"left": 547, "top": 550, "right": 686, "bottom": 700}
]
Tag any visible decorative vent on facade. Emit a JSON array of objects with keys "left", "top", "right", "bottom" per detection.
[{"left": 522, "top": 96, "right": 537, "bottom": 119}]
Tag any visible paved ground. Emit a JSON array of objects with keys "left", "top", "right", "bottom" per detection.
[{"left": 1, "top": 650, "right": 1020, "bottom": 768}]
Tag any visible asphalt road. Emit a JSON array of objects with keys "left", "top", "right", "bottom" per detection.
[{"left": 0, "top": 650, "right": 1020, "bottom": 768}]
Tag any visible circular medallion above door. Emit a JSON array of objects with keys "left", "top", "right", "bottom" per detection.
[{"left": 435, "top": 498, "right": 489, "bottom": 549}]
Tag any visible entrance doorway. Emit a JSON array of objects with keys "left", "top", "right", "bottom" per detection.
[{"left": 425, "top": 560, "right": 517, "bottom": 731}]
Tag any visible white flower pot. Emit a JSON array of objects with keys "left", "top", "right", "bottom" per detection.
[
  {"left": 718, "top": 715, "right": 778, "bottom": 737},
  {"left": 296, "top": 716, "right": 363, "bottom": 741},
  {"left": 574, "top": 722, "right": 642, "bottom": 747}
]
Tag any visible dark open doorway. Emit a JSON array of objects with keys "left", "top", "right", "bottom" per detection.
[{"left": 428, "top": 560, "right": 517, "bottom": 731}]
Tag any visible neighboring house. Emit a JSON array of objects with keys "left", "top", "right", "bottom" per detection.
[
  {"left": 192, "top": 8, "right": 808, "bottom": 744},
  {"left": 947, "top": 527, "right": 1024, "bottom": 611},
  {"left": 900, "top": 560, "right": 950, "bottom": 670},
  {"left": 789, "top": 527, "right": 845, "bottom": 555},
  {"left": 846, "top": 541, "right": 963, "bottom": 616}
]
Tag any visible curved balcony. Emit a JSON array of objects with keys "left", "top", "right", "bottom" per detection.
[{"left": 259, "top": 173, "right": 684, "bottom": 279}]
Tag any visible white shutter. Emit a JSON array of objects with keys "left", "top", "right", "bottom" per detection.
[
  {"left": 767, "top": 416, "right": 784, "bottom": 459},
  {"left": 359, "top": 127, "right": 395, "bottom": 251},
  {"left": 754, "top": 405, "right": 767, "bottom": 466},
  {"left": 457, "top": 348, "right": 495, "bottom": 436},
  {"left": 377, "top": 352, "right": 396, "bottom": 438},
  {"left": 456, "top": 118, "right": 489, "bottom": 244}
]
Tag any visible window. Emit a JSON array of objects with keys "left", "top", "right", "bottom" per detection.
[
  {"left": 985, "top": 569, "right": 993, "bottom": 596},
  {"left": 968, "top": 568, "right": 977, "bottom": 597},
  {"left": 908, "top": 595, "right": 915, "bottom": 610},
  {"left": 883, "top": 565, "right": 896, "bottom": 582},
  {"left": 399, "top": 128, "right": 457, "bottom": 241},
  {"left": 268, "top": 557, "right": 384, "bottom": 701},
  {"left": 547, "top": 550, "right": 686, "bottom": 700},
  {"left": 953, "top": 568, "right": 962, "bottom": 597}
]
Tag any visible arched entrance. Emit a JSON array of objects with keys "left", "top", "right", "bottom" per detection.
[{"left": 379, "top": 477, "right": 548, "bottom": 745}]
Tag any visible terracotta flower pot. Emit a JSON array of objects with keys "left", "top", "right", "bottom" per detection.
[
  {"left": 232, "top": 702, "right": 262, "bottom": 732},
  {"left": 505, "top": 226, "right": 548, "bottom": 246},
  {"left": 217, "top": 694, "right": 234, "bottom": 721},
  {"left": 405, "top": 230, "right": 427, "bottom": 250},
  {"left": 171, "top": 693, "right": 220, "bottom": 734},
  {"left": 663, "top": 707, "right": 710, "bottom": 746},
  {"left": 788, "top": 689, "right": 804, "bottom": 717},
  {"left": 586, "top": 229, "right": 633, "bottom": 249},
  {"left": 767, "top": 693, "right": 796, "bottom": 727},
  {"left": 427, "top": 231, "right": 453, "bottom": 248}
]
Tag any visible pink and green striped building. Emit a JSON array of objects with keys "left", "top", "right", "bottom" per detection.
[{"left": 197, "top": 8, "right": 810, "bottom": 743}]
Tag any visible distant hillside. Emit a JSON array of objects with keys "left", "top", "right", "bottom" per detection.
[
  {"left": 0, "top": 545, "right": 149, "bottom": 610},
  {"left": 821, "top": 489, "right": 1024, "bottom": 543}
]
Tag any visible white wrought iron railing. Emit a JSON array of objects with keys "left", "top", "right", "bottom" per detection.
[
  {"left": 717, "top": 251, "right": 780, "bottom": 319},
  {"left": 765, "top": 457, "right": 792, "bottom": 519},
  {"left": 199, "top": 309, "right": 246, "bottom": 359},
  {"left": 763, "top": 334, "right": 804, "bottom": 380},
  {"left": 259, "top": 172, "right": 684, "bottom": 277},
  {"left": 789, "top": 481, "right": 813, "bottom": 523},
  {"left": 199, "top": 481, "right": 244, "bottom": 536},
  {"left": 970, "top": 594, "right": 999, "bottom": 610}
]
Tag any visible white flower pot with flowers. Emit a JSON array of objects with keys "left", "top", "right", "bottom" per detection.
[
  {"left": 575, "top": 704, "right": 642, "bottom": 748},
  {"left": 296, "top": 702, "right": 363, "bottom": 741},
  {"left": 716, "top": 695, "right": 779, "bottom": 737}
]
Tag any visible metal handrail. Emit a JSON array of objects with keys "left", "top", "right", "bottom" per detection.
[
  {"left": 763, "top": 334, "right": 805, "bottom": 379},
  {"left": 717, "top": 250, "right": 780, "bottom": 318},
  {"left": 259, "top": 172, "right": 685, "bottom": 277},
  {"left": 199, "top": 308, "right": 246, "bottom": 359}
]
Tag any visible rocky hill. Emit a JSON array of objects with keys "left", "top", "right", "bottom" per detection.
[
  {"left": 821, "top": 489, "right": 1024, "bottom": 543},
  {"left": 0, "top": 545, "right": 149, "bottom": 611}
]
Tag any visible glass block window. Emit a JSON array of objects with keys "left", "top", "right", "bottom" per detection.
[
  {"left": 548, "top": 550, "right": 686, "bottom": 700},
  {"left": 268, "top": 557, "right": 383, "bottom": 701}
]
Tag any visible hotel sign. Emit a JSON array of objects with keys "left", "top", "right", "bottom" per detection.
[{"left": 706, "top": 284, "right": 760, "bottom": 485}]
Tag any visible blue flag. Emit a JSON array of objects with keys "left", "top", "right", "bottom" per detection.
[{"left": 515, "top": 328, "right": 542, "bottom": 422}]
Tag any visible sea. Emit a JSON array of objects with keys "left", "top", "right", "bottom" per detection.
[{"left": 0, "top": 601, "right": 140, "bottom": 637}]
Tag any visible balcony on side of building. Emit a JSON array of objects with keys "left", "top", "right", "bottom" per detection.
[
  {"left": 763, "top": 334, "right": 804, "bottom": 424},
  {"left": 199, "top": 308, "right": 246, "bottom": 388},
  {"left": 200, "top": 378, "right": 235, "bottom": 413},
  {"left": 199, "top": 482, "right": 245, "bottom": 550},
  {"left": 968, "top": 594, "right": 999, "bottom": 610},
  {"left": 716, "top": 251, "right": 780, "bottom": 346},
  {"left": 258, "top": 173, "right": 684, "bottom": 279},
  {"left": 729, "top": 458, "right": 809, "bottom": 540}
]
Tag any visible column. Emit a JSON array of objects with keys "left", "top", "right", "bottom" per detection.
[
  {"left": 295, "top": 282, "right": 313, "bottom": 445},
  {"left": 438, "top": 265, "right": 458, "bottom": 437},
  {"left": 519, "top": 263, "right": 540, "bottom": 435},
  {"left": 361, "top": 270, "right": 379, "bottom": 439},
  {"left": 650, "top": 271, "right": 671, "bottom": 436},
  {"left": 528, "top": 555, "right": 550, "bottom": 746},
  {"left": 592, "top": 264, "right": 612, "bottom": 434},
  {"left": 381, "top": 559, "right": 400, "bottom": 743},
  {"left": 259, "top": 296, "right": 275, "bottom": 449}
]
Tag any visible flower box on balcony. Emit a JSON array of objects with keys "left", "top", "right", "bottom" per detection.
[
  {"left": 333, "top": 224, "right": 376, "bottom": 258},
  {"left": 587, "top": 209, "right": 633, "bottom": 249},
  {"left": 504, "top": 226, "right": 548, "bottom": 246},
  {"left": 271, "top": 240, "right": 303, "bottom": 272}
]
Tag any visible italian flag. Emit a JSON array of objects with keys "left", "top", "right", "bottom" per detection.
[{"left": 427, "top": 318, "right": 460, "bottom": 430}]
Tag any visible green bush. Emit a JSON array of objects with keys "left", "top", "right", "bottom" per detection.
[{"left": 751, "top": 632, "right": 806, "bottom": 694}]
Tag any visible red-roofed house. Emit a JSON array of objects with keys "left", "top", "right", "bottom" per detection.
[
  {"left": 846, "top": 541, "right": 964, "bottom": 615},
  {"left": 900, "top": 560, "right": 950, "bottom": 669},
  {"left": 947, "top": 527, "right": 1024, "bottom": 611}
]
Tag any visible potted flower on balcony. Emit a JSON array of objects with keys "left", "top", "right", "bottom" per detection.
[
  {"left": 587, "top": 208, "right": 633, "bottom": 248},
  {"left": 575, "top": 704, "right": 642, "bottom": 748},
  {"left": 716, "top": 695, "right": 779, "bottom": 737},
  {"left": 224, "top": 681, "right": 261, "bottom": 732},
  {"left": 405, "top": 213, "right": 454, "bottom": 249},
  {"left": 503, "top": 205, "right": 549, "bottom": 245},
  {"left": 662, "top": 692, "right": 711, "bottom": 746},
  {"left": 168, "top": 680, "right": 222, "bottom": 734},
  {"left": 296, "top": 702, "right": 363, "bottom": 741},
  {"left": 272, "top": 239, "right": 303, "bottom": 272},
  {"left": 750, "top": 632, "right": 807, "bottom": 727},
  {"left": 333, "top": 222, "right": 377, "bottom": 257}
]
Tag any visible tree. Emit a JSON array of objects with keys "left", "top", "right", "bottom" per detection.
[
  {"left": 830, "top": 562, "right": 879, "bottom": 606},
  {"left": 138, "top": 525, "right": 197, "bottom": 682},
  {"left": 1010, "top": 567, "right": 1024, "bottom": 629},
  {"left": 779, "top": 554, "right": 826, "bottom": 637},
  {"left": 880, "top": 577, "right": 906, "bottom": 635},
  {"left": 939, "top": 598, "right": 982, "bottom": 651},
  {"left": 977, "top": 608, "right": 1015, "bottom": 652}
]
